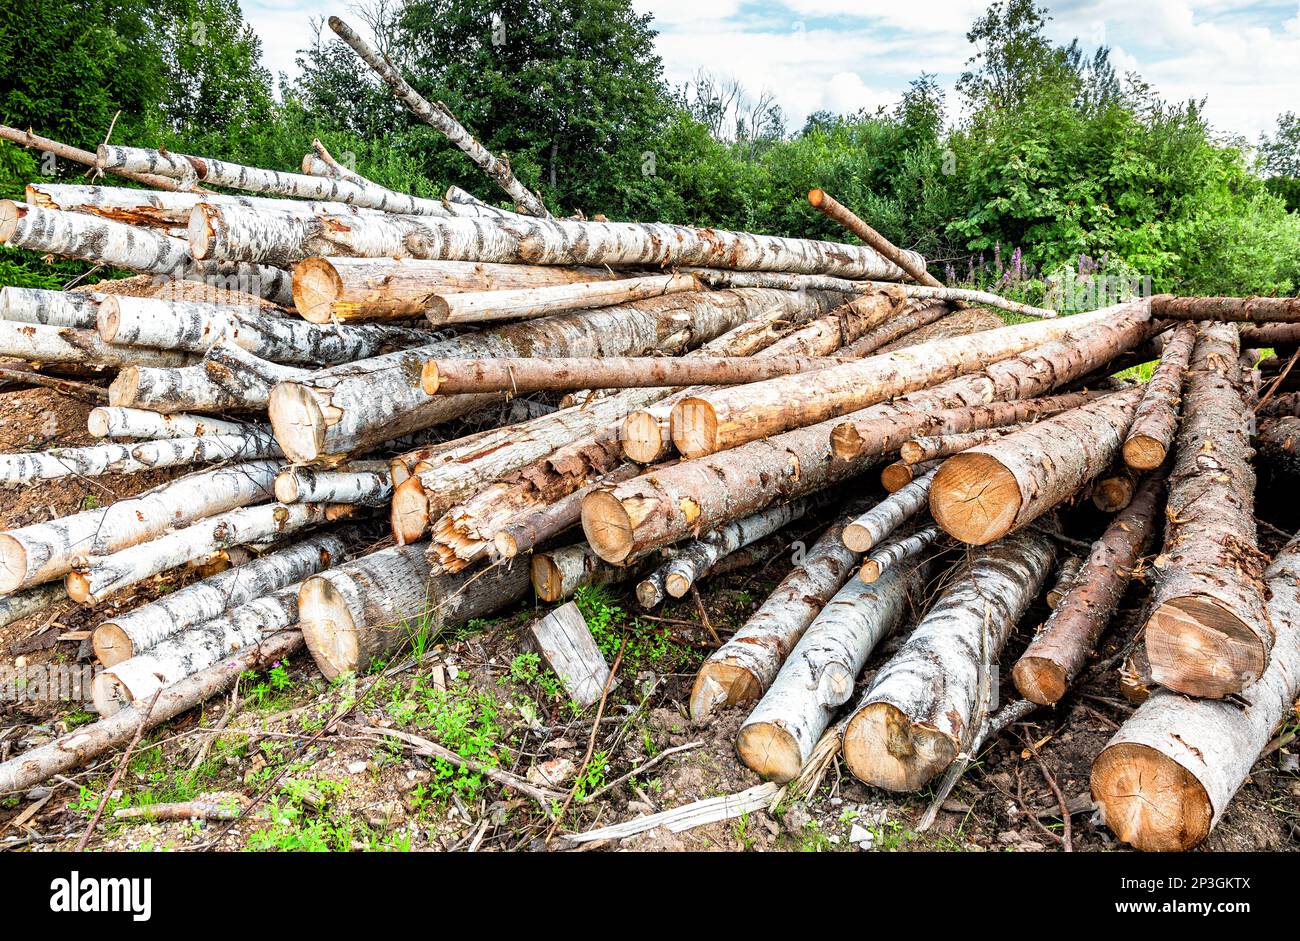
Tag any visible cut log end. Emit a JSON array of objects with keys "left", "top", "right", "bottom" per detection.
[
  {"left": 1122, "top": 434, "right": 1166, "bottom": 472},
  {"left": 1010, "top": 656, "right": 1068, "bottom": 706},
  {"left": 273, "top": 472, "right": 301, "bottom": 504},
  {"left": 664, "top": 570, "right": 692, "bottom": 599},
  {"left": 420, "top": 361, "right": 442, "bottom": 395},
  {"left": 622, "top": 410, "right": 669, "bottom": 464},
  {"left": 91, "top": 623, "right": 134, "bottom": 668},
  {"left": 580, "top": 490, "right": 635, "bottom": 564},
  {"left": 929, "top": 452, "right": 1022, "bottom": 546},
  {"left": 829, "top": 424, "right": 865, "bottom": 460},
  {"left": 298, "top": 576, "right": 360, "bottom": 681},
  {"left": 806, "top": 188, "right": 827, "bottom": 209},
  {"left": 735, "top": 721, "right": 803, "bottom": 784},
  {"left": 634, "top": 578, "right": 662, "bottom": 609},
  {"left": 91, "top": 670, "right": 130, "bottom": 717},
  {"left": 1090, "top": 741, "right": 1212, "bottom": 852},
  {"left": 689, "top": 663, "right": 763, "bottom": 720},
  {"left": 390, "top": 477, "right": 431, "bottom": 545},
  {"left": 0, "top": 200, "right": 22, "bottom": 242},
  {"left": 64, "top": 571, "right": 93, "bottom": 605},
  {"left": 97, "top": 295, "right": 122, "bottom": 343},
  {"left": 530, "top": 554, "right": 565, "bottom": 603},
  {"left": 186, "top": 204, "right": 216, "bottom": 261},
  {"left": 292, "top": 257, "right": 344, "bottom": 324},
  {"left": 842, "top": 700, "right": 959, "bottom": 792},
  {"left": 493, "top": 531, "right": 520, "bottom": 559},
  {"left": 1092, "top": 475, "right": 1135, "bottom": 513},
  {"left": 858, "top": 559, "right": 883, "bottom": 583},
  {"left": 879, "top": 462, "right": 917, "bottom": 493},
  {"left": 1145, "top": 596, "right": 1269, "bottom": 698},
  {"left": 0, "top": 535, "right": 30, "bottom": 595},
  {"left": 86, "top": 407, "right": 111, "bottom": 438},
  {"left": 267, "top": 381, "right": 326, "bottom": 464},
  {"left": 898, "top": 441, "right": 925, "bottom": 465},
  {"left": 670, "top": 397, "right": 718, "bottom": 460},
  {"left": 842, "top": 522, "right": 875, "bottom": 554}
]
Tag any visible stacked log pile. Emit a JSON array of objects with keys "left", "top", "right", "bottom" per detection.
[{"left": 0, "top": 34, "right": 1297, "bottom": 852}]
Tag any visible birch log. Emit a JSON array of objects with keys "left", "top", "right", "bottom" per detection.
[
  {"left": 66, "top": 502, "right": 338, "bottom": 604},
  {"left": 1122, "top": 322, "right": 1197, "bottom": 470},
  {"left": 841, "top": 525, "right": 1056, "bottom": 791},
  {"left": 98, "top": 294, "right": 428, "bottom": 365},
  {"left": 1092, "top": 533, "right": 1300, "bottom": 851},
  {"left": 298, "top": 543, "right": 530, "bottom": 679},
  {"left": 92, "top": 532, "right": 349, "bottom": 665},
  {"left": 1045, "top": 554, "right": 1085, "bottom": 609},
  {"left": 423, "top": 274, "right": 700, "bottom": 326},
  {"left": 842, "top": 468, "right": 937, "bottom": 552},
  {"left": 0, "top": 123, "right": 183, "bottom": 190},
  {"left": 274, "top": 466, "right": 391, "bottom": 506},
  {"left": 112, "top": 342, "right": 309, "bottom": 413},
  {"left": 1151, "top": 294, "right": 1300, "bottom": 323},
  {"left": 929, "top": 387, "right": 1143, "bottom": 545},
  {"left": 1144, "top": 321, "right": 1272, "bottom": 699},
  {"left": 737, "top": 557, "right": 928, "bottom": 783},
  {"left": 0, "top": 286, "right": 99, "bottom": 328},
  {"left": 1013, "top": 474, "right": 1165, "bottom": 705},
  {"left": 0, "top": 461, "right": 279, "bottom": 593},
  {"left": 690, "top": 509, "right": 864, "bottom": 720},
  {"left": 859, "top": 524, "right": 943, "bottom": 583},
  {"left": 87, "top": 407, "right": 256, "bottom": 440},
  {"left": 0, "top": 582, "right": 65, "bottom": 628},
  {"left": 0, "top": 321, "right": 189, "bottom": 369},
  {"left": 292, "top": 256, "right": 620, "bottom": 322},
  {"left": 659, "top": 499, "right": 812, "bottom": 600}
]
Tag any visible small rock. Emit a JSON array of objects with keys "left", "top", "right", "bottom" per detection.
[
  {"left": 546, "top": 737, "right": 576, "bottom": 752},
  {"left": 363, "top": 801, "right": 405, "bottom": 829},
  {"left": 849, "top": 823, "right": 871, "bottom": 844},
  {"left": 829, "top": 796, "right": 842, "bottom": 806},
  {"left": 626, "top": 800, "right": 655, "bottom": 816},
  {"left": 24, "top": 786, "right": 51, "bottom": 801},
  {"left": 1014, "top": 840, "right": 1047, "bottom": 852},
  {"left": 1280, "top": 752, "right": 1298, "bottom": 773},
  {"left": 406, "top": 768, "right": 431, "bottom": 783},
  {"left": 526, "top": 757, "right": 576, "bottom": 788},
  {"left": 941, "top": 799, "right": 972, "bottom": 813},
  {"left": 13, "top": 656, "right": 27, "bottom": 668},
  {"left": 781, "top": 801, "right": 812, "bottom": 834},
  {"left": 346, "top": 760, "right": 368, "bottom": 775}
]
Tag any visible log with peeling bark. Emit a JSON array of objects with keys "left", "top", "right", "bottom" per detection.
[
  {"left": 66, "top": 501, "right": 342, "bottom": 604},
  {"left": 1257, "top": 415, "right": 1300, "bottom": 453},
  {"left": 1013, "top": 474, "right": 1165, "bottom": 705},
  {"left": 423, "top": 273, "right": 700, "bottom": 326},
  {"left": 899, "top": 425, "right": 1024, "bottom": 465},
  {"left": 1240, "top": 321, "right": 1300, "bottom": 349},
  {"left": 670, "top": 310, "right": 1109, "bottom": 459},
  {"left": 292, "top": 256, "right": 621, "bottom": 322},
  {"left": 690, "top": 508, "right": 865, "bottom": 720},
  {"left": 0, "top": 581, "right": 65, "bottom": 629},
  {"left": 930, "top": 387, "right": 1143, "bottom": 545},
  {"left": 493, "top": 465, "right": 643, "bottom": 560},
  {"left": 838, "top": 302, "right": 954, "bottom": 357},
  {"left": 112, "top": 342, "right": 309, "bottom": 414},
  {"left": 270, "top": 287, "right": 838, "bottom": 464},
  {"left": 584, "top": 306, "right": 1153, "bottom": 565},
  {"left": 1151, "top": 294, "right": 1300, "bottom": 323},
  {"left": 880, "top": 458, "right": 939, "bottom": 494},
  {"left": 87, "top": 406, "right": 256, "bottom": 440},
  {"left": 0, "top": 286, "right": 100, "bottom": 328},
  {"left": 0, "top": 461, "right": 279, "bottom": 594},
  {"left": 842, "top": 468, "right": 937, "bottom": 552},
  {"left": 0, "top": 321, "right": 190, "bottom": 369},
  {"left": 274, "top": 465, "right": 390, "bottom": 507},
  {"left": 1143, "top": 321, "right": 1272, "bottom": 699},
  {"left": 859, "top": 524, "right": 943, "bottom": 583},
  {"left": 0, "top": 123, "right": 185, "bottom": 190},
  {"left": 841, "top": 525, "right": 1057, "bottom": 791},
  {"left": 807, "top": 189, "right": 942, "bottom": 287},
  {"left": 1256, "top": 391, "right": 1300, "bottom": 419},
  {"left": 1091, "top": 460, "right": 1139, "bottom": 513},
  {"left": 98, "top": 294, "right": 428, "bottom": 365},
  {"left": 533, "top": 542, "right": 632, "bottom": 603},
  {"left": 1092, "top": 532, "right": 1300, "bottom": 851},
  {"left": 737, "top": 555, "right": 929, "bottom": 783},
  {"left": 1045, "top": 554, "right": 1085, "bottom": 609},
  {"left": 298, "top": 543, "right": 530, "bottom": 679},
  {"left": 92, "top": 532, "right": 349, "bottom": 666},
  {"left": 1122, "top": 322, "right": 1197, "bottom": 470}
]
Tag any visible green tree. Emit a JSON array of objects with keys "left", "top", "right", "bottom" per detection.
[{"left": 1259, "top": 111, "right": 1300, "bottom": 211}]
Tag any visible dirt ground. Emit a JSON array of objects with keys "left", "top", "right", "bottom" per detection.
[{"left": 0, "top": 305, "right": 1296, "bottom": 853}]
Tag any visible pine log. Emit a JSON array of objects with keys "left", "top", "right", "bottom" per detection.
[
  {"left": 0, "top": 461, "right": 279, "bottom": 593},
  {"left": 737, "top": 555, "right": 928, "bottom": 782},
  {"left": 899, "top": 425, "right": 1023, "bottom": 465},
  {"left": 274, "top": 466, "right": 391, "bottom": 507},
  {"left": 92, "top": 532, "right": 349, "bottom": 666},
  {"left": 1240, "top": 322, "right": 1300, "bottom": 348},
  {"left": 87, "top": 407, "right": 255, "bottom": 440},
  {"left": 424, "top": 273, "right": 699, "bottom": 326},
  {"left": 1119, "top": 645, "right": 1154, "bottom": 704},
  {"left": 298, "top": 543, "right": 530, "bottom": 678},
  {"left": 842, "top": 526, "right": 1056, "bottom": 791},
  {"left": 1256, "top": 391, "right": 1300, "bottom": 419},
  {"left": 0, "top": 123, "right": 184, "bottom": 190},
  {"left": 532, "top": 542, "right": 630, "bottom": 603},
  {"left": 494, "top": 464, "right": 643, "bottom": 560},
  {"left": 98, "top": 294, "right": 428, "bottom": 365},
  {"left": 1143, "top": 321, "right": 1272, "bottom": 698},
  {"left": 66, "top": 502, "right": 339, "bottom": 604},
  {"left": 292, "top": 256, "right": 620, "bottom": 322},
  {"left": 842, "top": 468, "right": 936, "bottom": 552},
  {"left": 839, "top": 302, "right": 954, "bottom": 357},
  {"left": 1045, "top": 554, "right": 1085, "bottom": 609},
  {"left": 880, "top": 458, "right": 938, "bottom": 493},
  {"left": 670, "top": 310, "right": 1110, "bottom": 458},
  {"left": 807, "top": 188, "right": 941, "bottom": 287},
  {"left": 1013, "top": 474, "right": 1165, "bottom": 705},
  {"left": 859, "top": 524, "right": 943, "bottom": 583},
  {"left": 1091, "top": 460, "right": 1139, "bottom": 513},
  {"left": 0, "top": 321, "right": 189, "bottom": 369},
  {"left": 0, "top": 581, "right": 65, "bottom": 629},
  {"left": 1092, "top": 533, "right": 1300, "bottom": 851},
  {"left": 930, "top": 387, "right": 1143, "bottom": 545},
  {"left": 1257, "top": 415, "right": 1300, "bottom": 452},
  {"left": 1122, "top": 322, "right": 1197, "bottom": 470},
  {"left": 1151, "top": 294, "right": 1300, "bottom": 323},
  {"left": 0, "top": 286, "right": 100, "bottom": 328}
]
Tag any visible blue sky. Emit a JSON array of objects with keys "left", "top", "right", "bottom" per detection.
[{"left": 239, "top": 0, "right": 1300, "bottom": 143}]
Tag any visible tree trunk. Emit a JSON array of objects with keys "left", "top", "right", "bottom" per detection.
[
  {"left": 1240, "top": 321, "right": 1300, "bottom": 348},
  {"left": 112, "top": 342, "right": 309, "bottom": 414},
  {"left": 66, "top": 502, "right": 339, "bottom": 604},
  {"left": 493, "top": 464, "right": 643, "bottom": 560},
  {"left": 0, "top": 286, "right": 100, "bottom": 328},
  {"left": 0, "top": 461, "right": 279, "bottom": 593},
  {"left": 859, "top": 524, "right": 943, "bottom": 583},
  {"left": 842, "top": 467, "right": 937, "bottom": 552},
  {"left": 270, "top": 287, "right": 837, "bottom": 463},
  {"left": 839, "top": 302, "right": 954, "bottom": 357},
  {"left": 87, "top": 406, "right": 256, "bottom": 440},
  {"left": 98, "top": 294, "right": 428, "bottom": 365},
  {"left": 0, "top": 123, "right": 183, "bottom": 190},
  {"left": 291, "top": 256, "right": 620, "bottom": 322},
  {"left": 1091, "top": 533, "right": 1300, "bottom": 851},
  {"left": 930, "top": 387, "right": 1143, "bottom": 545},
  {"left": 738, "top": 556, "right": 929, "bottom": 783},
  {"left": 670, "top": 310, "right": 1109, "bottom": 458},
  {"left": 274, "top": 466, "right": 391, "bottom": 506},
  {"left": 1151, "top": 294, "right": 1300, "bottom": 323},
  {"left": 880, "top": 458, "right": 939, "bottom": 493},
  {"left": 1013, "top": 473, "right": 1165, "bottom": 705},
  {"left": 807, "top": 189, "right": 941, "bottom": 287},
  {"left": 298, "top": 543, "right": 530, "bottom": 679},
  {"left": 0, "top": 321, "right": 189, "bottom": 369},
  {"left": 1122, "top": 322, "right": 1197, "bottom": 470},
  {"left": 899, "top": 425, "right": 1023, "bottom": 465},
  {"left": 1045, "top": 554, "right": 1085, "bottom": 609},
  {"left": 526, "top": 602, "right": 612, "bottom": 707},
  {"left": 0, "top": 581, "right": 65, "bottom": 629},
  {"left": 841, "top": 525, "right": 1056, "bottom": 791},
  {"left": 1144, "top": 321, "right": 1271, "bottom": 699},
  {"left": 423, "top": 273, "right": 699, "bottom": 326},
  {"left": 92, "top": 532, "right": 349, "bottom": 666},
  {"left": 1257, "top": 415, "right": 1300, "bottom": 452},
  {"left": 532, "top": 542, "right": 631, "bottom": 603},
  {"left": 690, "top": 508, "right": 864, "bottom": 719},
  {"left": 1091, "top": 460, "right": 1139, "bottom": 513}
]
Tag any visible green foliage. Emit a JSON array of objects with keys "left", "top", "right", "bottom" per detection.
[{"left": 386, "top": 675, "right": 503, "bottom": 802}]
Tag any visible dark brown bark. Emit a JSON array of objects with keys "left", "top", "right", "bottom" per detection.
[
  {"left": 1122, "top": 322, "right": 1196, "bottom": 470},
  {"left": 1152, "top": 294, "right": 1300, "bottom": 323}
]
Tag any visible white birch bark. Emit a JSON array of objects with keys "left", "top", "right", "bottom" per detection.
[
  {"left": 0, "top": 581, "right": 65, "bottom": 628},
  {"left": 531, "top": 542, "right": 629, "bottom": 603},
  {"left": 87, "top": 407, "right": 258, "bottom": 440},
  {"left": 737, "top": 557, "right": 928, "bottom": 783},
  {"left": 98, "top": 294, "right": 428, "bottom": 365},
  {"left": 298, "top": 543, "right": 530, "bottom": 678},
  {"left": 690, "top": 509, "right": 864, "bottom": 720},
  {"left": 0, "top": 321, "right": 189, "bottom": 369},
  {"left": 841, "top": 468, "right": 938, "bottom": 552},
  {"left": 92, "top": 532, "right": 349, "bottom": 665},
  {"left": 113, "top": 342, "right": 310, "bottom": 413},
  {"left": 0, "top": 461, "right": 280, "bottom": 593},
  {"left": 0, "top": 286, "right": 100, "bottom": 328},
  {"left": 860, "top": 524, "right": 943, "bottom": 583},
  {"left": 659, "top": 499, "right": 811, "bottom": 599},
  {"left": 1092, "top": 533, "right": 1300, "bottom": 851},
  {"left": 423, "top": 273, "right": 700, "bottom": 326},
  {"left": 841, "top": 526, "right": 1057, "bottom": 792},
  {"left": 273, "top": 467, "right": 391, "bottom": 506},
  {"left": 67, "top": 501, "right": 336, "bottom": 604}
]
